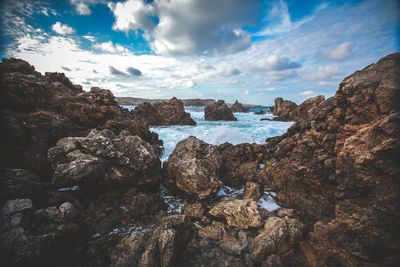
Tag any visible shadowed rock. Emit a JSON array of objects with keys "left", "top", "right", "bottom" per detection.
[
  {"left": 204, "top": 100, "right": 237, "bottom": 121},
  {"left": 231, "top": 100, "right": 249, "bottom": 113}
]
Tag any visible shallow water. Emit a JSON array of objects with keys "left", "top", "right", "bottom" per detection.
[{"left": 123, "top": 105, "right": 293, "bottom": 161}]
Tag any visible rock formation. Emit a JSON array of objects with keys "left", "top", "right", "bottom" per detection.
[
  {"left": 230, "top": 100, "right": 249, "bottom": 113},
  {"left": 0, "top": 58, "right": 160, "bottom": 176},
  {"left": 132, "top": 97, "right": 196, "bottom": 126},
  {"left": 262, "top": 53, "right": 400, "bottom": 265},
  {"left": 204, "top": 100, "right": 237, "bottom": 121},
  {"left": 117, "top": 97, "right": 216, "bottom": 107},
  {"left": 163, "top": 136, "right": 223, "bottom": 199},
  {"left": 270, "top": 95, "right": 325, "bottom": 121},
  {"left": 48, "top": 129, "right": 161, "bottom": 188}
]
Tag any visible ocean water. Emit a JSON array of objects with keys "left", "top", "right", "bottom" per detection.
[{"left": 122, "top": 105, "right": 293, "bottom": 161}]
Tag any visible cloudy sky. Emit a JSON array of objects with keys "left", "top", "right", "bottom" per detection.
[{"left": 0, "top": 0, "right": 398, "bottom": 105}]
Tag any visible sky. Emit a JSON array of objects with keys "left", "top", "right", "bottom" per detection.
[{"left": 0, "top": 0, "right": 399, "bottom": 105}]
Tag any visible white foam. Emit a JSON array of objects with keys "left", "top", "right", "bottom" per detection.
[
  {"left": 58, "top": 185, "right": 79, "bottom": 191},
  {"left": 257, "top": 193, "right": 280, "bottom": 211}
]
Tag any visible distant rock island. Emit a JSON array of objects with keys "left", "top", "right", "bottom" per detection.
[{"left": 117, "top": 97, "right": 216, "bottom": 106}]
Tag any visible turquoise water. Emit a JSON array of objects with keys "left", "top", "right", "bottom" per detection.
[{"left": 123, "top": 105, "right": 293, "bottom": 161}]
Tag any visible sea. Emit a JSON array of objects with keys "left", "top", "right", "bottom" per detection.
[{"left": 122, "top": 105, "right": 293, "bottom": 161}]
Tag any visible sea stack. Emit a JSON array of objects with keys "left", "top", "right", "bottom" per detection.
[{"left": 204, "top": 100, "right": 237, "bottom": 121}]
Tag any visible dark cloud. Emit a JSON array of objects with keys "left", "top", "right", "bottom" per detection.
[
  {"left": 126, "top": 67, "right": 142, "bottom": 76},
  {"left": 109, "top": 66, "right": 127, "bottom": 77},
  {"left": 61, "top": 66, "right": 71, "bottom": 71}
]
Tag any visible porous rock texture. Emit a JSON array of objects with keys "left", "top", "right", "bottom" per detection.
[
  {"left": 263, "top": 53, "right": 400, "bottom": 265},
  {"left": 48, "top": 129, "right": 162, "bottom": 188},
  {"left": 163, "top": 136, "right": 223, "bottom": 199},
  {"left": 204, "top": 100, "right": 237, "bottom": 121},
  {"left": 0, "top": 58, "right": 160, "bottom": 176},
  {"left": 132, "top": 97, "right": 196, "bottom": 126}
]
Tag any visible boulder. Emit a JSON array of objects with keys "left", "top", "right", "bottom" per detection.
[
  {"left": 271, "top": 95, "right": 325, "bottom": 122},
  {"left": 132, "top": 97, "right": 196, "bottom": 126},
  {"left": 271, "top": 98, "right": 297, "bottom": 121},
  {"left": 110, "top": 215, "right": 191, "bottom": 267},
  {"left": 48, "top": 129, "right": 161, "bottom": 188},
  {"left": 230, "top": 100, "right": 249, "bottom": 113},
  {"left": 204, "top": 100, "right": 237, "bottom": 121},
  {"left": 163, "top": 136, "right": 223, "bottom": 199},
  {"left": 249, "top": 217, "right": 304, "bottom": 263},
  {"left": 208, "top": 198, "right": 262, "bottom": 229}
]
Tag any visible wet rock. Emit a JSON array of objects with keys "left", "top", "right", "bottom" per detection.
[
  {"left": 208, "top": 198, "right": 262, "bottom": 229},
  {"left": 132, "top": 97, "right": 196, "bottom": 126},
  {"left": 249, "top": 217, "right": 304, "bottom": 263},
  {"left": 110, "top": 215, "right": 191, "bottom": 267},
  {"left": 231, "top": 100, "right": 249, "bottom": 113},
  {"left": 254, "top": 110, "right": 267, "bottom": 115},
  {"left": 163, "top": 136, "right": 223, "bottom": 199},
  {"left": 48, "top": 129, "right": 161, "bottom": 188},
  {"left": 204, "top": 100, "right": 237, "bottom": 121}
]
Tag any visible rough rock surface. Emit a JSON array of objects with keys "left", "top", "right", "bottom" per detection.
[
  {"left": 0, "top": 58, "right": 160, "bottom": 175},
  {"left": 230, "top": 100, "right": 249, "bottom": 113},
  {"left": 109, "top": 215, "right": 191, "bottom": 267},
  {"left": 204, "top": 100, "right": 237, "bottom": 121},
  {"left": 48, "top": 129, "right": 161, "bottom": 188},
  {"left": 250, "top": 216, "right": 304, "bottom": 263},
  {"left": 271, "top": 95, "right": 325, "bottom": 122},
  {"left": 132, "top": 97, "right": 196, "bottom": 126},
  {"left": 163, "top": 136, "right": 223, "bottom": 199},
  {"left": 208, "top": 198, "right": 262, "bottom": 229},
  {"left": 0, "top": 199, "right": 82, "bottom": 266},
  {"left": 263, "top": 53, "right": 400, "bottom": 265}
]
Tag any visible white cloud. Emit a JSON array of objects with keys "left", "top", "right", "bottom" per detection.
[
  {"left": 304, "top": 66, "right": 340, "bottom": 80},
  {"left": 253, "top": 55, "right": 300, "bottom": 71},
  {"left": 92, "top": 41, "right": 129, "bottom": 53},
  {"left": 108, "top": 0, "right": 261, "bottom": 56},
  {"left": 70, "top": 0, "right": 105, "bottom": 15},
  {"left": 299, "top": 90, "right": 315, "bottom": 96},
  {"left": 83, "top": 35, "right": 95, "bottom": 42},
  {"left": 323, "top": 42, "right": 354, "bottom": 61},
  {"left": 243, "top": 89, "right": 250, "bottom": 95},
  {"left": 223, "top": 67, "right": 241, "bottom": 76},
  {"left": 51, "top": 22, "right": 75, "bottom": 35}
]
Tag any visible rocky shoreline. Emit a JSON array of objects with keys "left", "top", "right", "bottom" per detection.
[{"left": 1, "top": 53, "right": 399, "bottom": 266}]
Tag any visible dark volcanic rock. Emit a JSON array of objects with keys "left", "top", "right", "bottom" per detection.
[
  {"left": 204, "top": 100, "right": 237, "bottom": 121},
  {"left": 263, "top": 53, "right": 400, "bottom": 266},
  {"left": 230, "top": 100, "right": 249, "bottom": 113},
  {"left": 0, "top": 58, "right": 160, "bottom": 176},
  {"left": 163, "top": 136, "right": 223, "bottom": 199},
  {"left": 132, "top": 97, "right": 196, "bottom": 126},
  {"left": 48, "top": 129, "right": 161, "bottom": 189},
  {"left": 0, "top": 199, "right": 82, "bottom": 267}
]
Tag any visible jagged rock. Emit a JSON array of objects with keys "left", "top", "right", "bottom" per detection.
[
  {"left": 263, "top": 53, "right": 400, "bottom": 265},
  {"left": 243, "top": 181, "right": 262, "bottom": 201},
  {"left": 249, "top": 217, "right": 304, "bottom": 263},
  {"left": 48, "top": 129, "right": 161, "bottom": 188},
  {"left": 0, "top": 168, "right": 45, "bottom": 207},
  {"left": 271, "top": 98, "right": 297, "bottom": 121},
  {"left": 208, "top": 198, "right": 262, "bottom": 229},
  {"left": 110, "top": 215, "right": 191, "bottom": 267},
  {"left": 277, "top": 208, "right": 294, "bottom": 218},
  {"left": 0, "top": 199, "right": 82, "bottom": 266},
  {"left": 254, "top": 110, "right": 267, "bottom": 115},
  {"left": 198, "top": 221, "right": 226, "bottom": 240},
  {"left": 204, "top": 100, "right": 237, "bottom": 121},
  {"left": 132, "top": 97, "right": 196, "bottom": 126},
  {"left": 163, "top": 136, "right": 223, "bottom": 199},
  {"left": 182, "top": 201, "right": 209, "bottom": 223},
  {"left": 127, "top": 192, "right": 167, "bottom": 218},
  {"left": 0, "top": 58, "right": 160, "bottom": 175},
  {"left": 271, "top": 95, "right": 325, "bottom": 122},
  {"left": 231, "top": 100, "right": 249, "bottom": 113}
]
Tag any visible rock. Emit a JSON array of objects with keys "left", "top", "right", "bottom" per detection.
[
  {"left": 198, "top": 221, "right": 226, "bottom": 240},
  {"left": 243, "top": 181, "right": 262, "bottom": 201},
  {"left": 254, "top": 110, "right": 267, "bottom": 115},
  {"left": 0, "top": 168, "right": 45, "bottom": 207},
  {"left": 163, "top": 136, "right": 223, "bottom": 199},
  {"left": 0, "top": 59, "right": 161, "bottom": 175},
  {"left": 127, "top": 192, "right": 167, "bottom": 218},
  {"left": 249, "top": 217, "right": 304, "bottom": 263},
  {"left": 277, "top": 208, "right": 294, "bottom": 218},
  {"left": 231, "top": 100, "right": 249, "bottom": 113},
  {"left": 110, "top": 215, "right": 191, "bottom": 267},
  {"left": 263, "top": 254, "right": 283, "bottom": 267},
  {"left": 182, "top": 201, "right": 208, "bottom": 223},
  {"left": 48, "top": 129, "right": 161, "bottom": 188},
  {"left": 204, "top": 100, "right": 237, "bottom": 121},
  {"left": 271, "top": 95, "right": 325, "bottom": 122},
  {"left": 263, "top": 53, "right": 400, "bottom": 265},
  {"left": 0, "top": 199, "right": 82, "bottom": 266},
  {"left": 132, "top": 97, "right": 196, "bottom": 126},
  {"left": 208, "top": 198, "right": 262, "bottom": 229}
]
